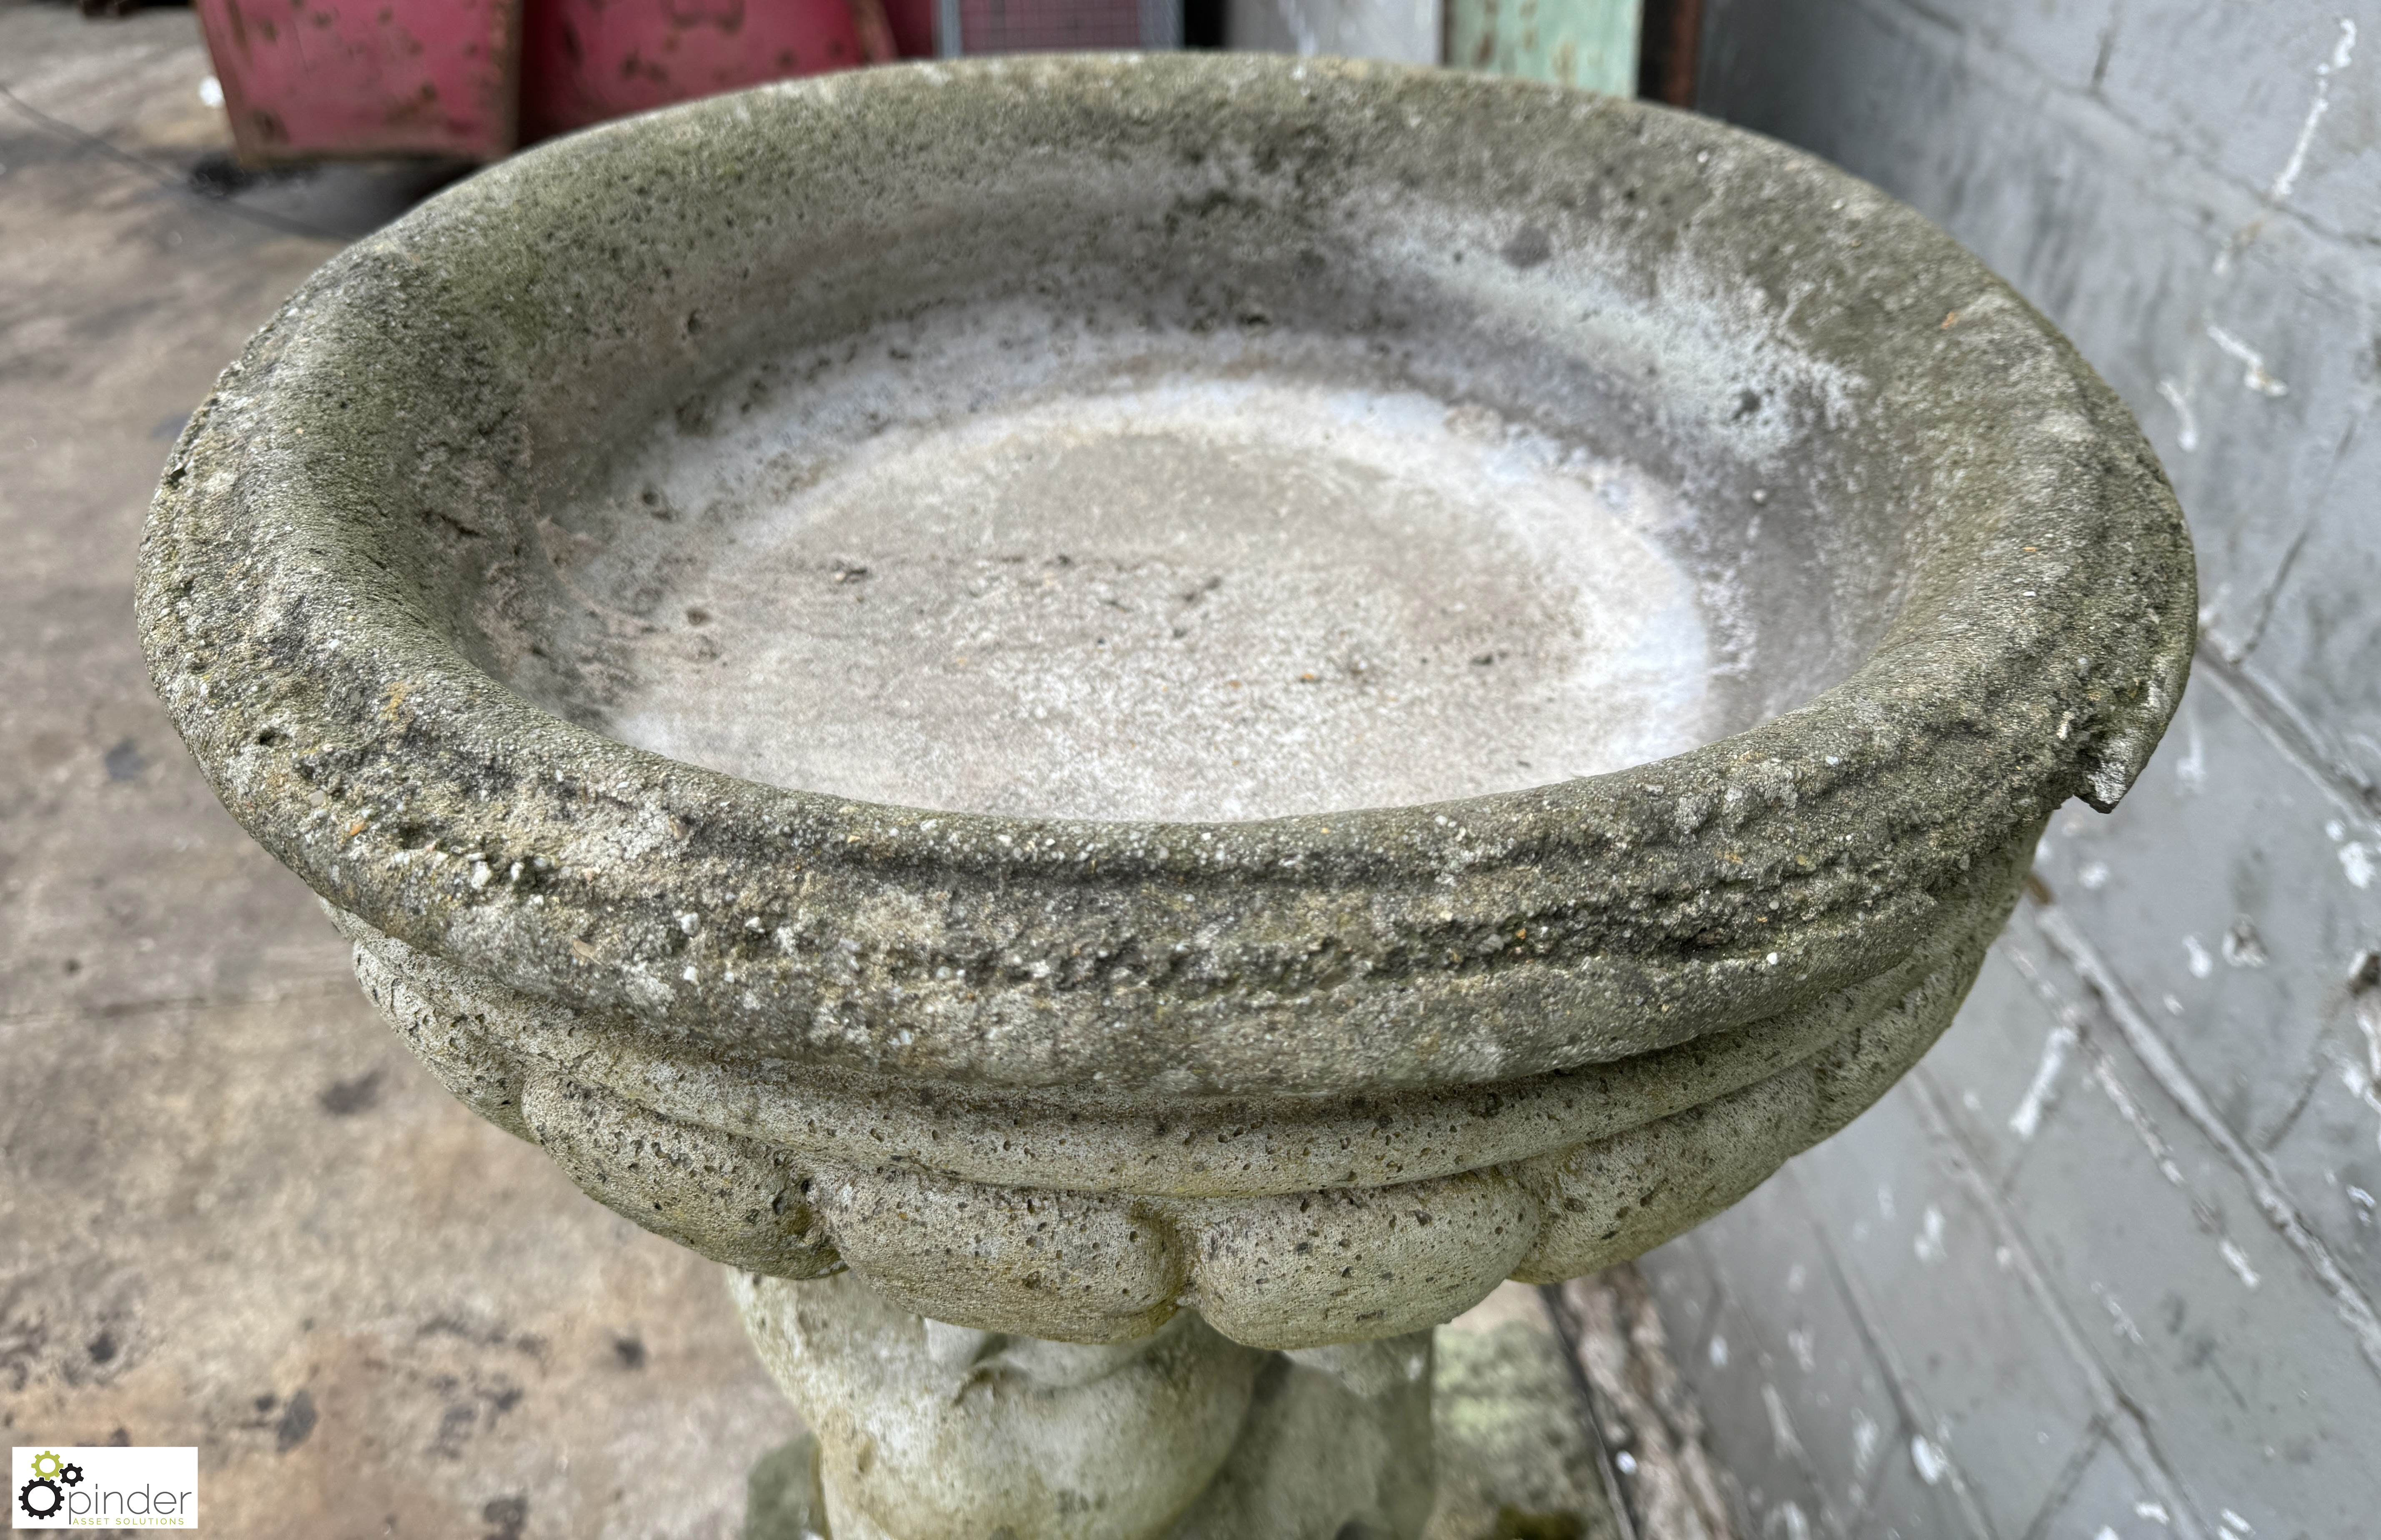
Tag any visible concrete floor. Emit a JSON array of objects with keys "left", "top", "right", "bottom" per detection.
[
  {"left": 0, "top": 8, "right": 1640, "bottom": 1538},
  {"left": 0, "top": 6, "right": 796, "bottom": 1535}
]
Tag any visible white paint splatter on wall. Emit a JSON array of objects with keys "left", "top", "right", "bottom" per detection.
[
  {"left": 2220, "top": 1237, "right": 2262, "bottom": 1289},
  {"left": 2156, "top": 378, "right": 2201, "bottom": 451},
  {"left": 2011, "top": 1024, "right": 2079, "bottom": 1139},
  {"left": 2205, "top": 324, "right": 2291, "bottom": 397},
  {"left": 1762, "top": 1382, "right": 1805, "bottom": 1459},
  {"left": 2265, "top": 18, "right": 2358, "bottom": 205},
  {"left": 1913, "top": 1204, "right": 1947, "bottom": 1264}
]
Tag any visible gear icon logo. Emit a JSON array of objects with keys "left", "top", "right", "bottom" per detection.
[{"left": 18, "top": 1450, "right": 84, "bottom": 1521}]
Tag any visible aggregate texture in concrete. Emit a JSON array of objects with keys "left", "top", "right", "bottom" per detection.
[
  {"left": 0, "top": 13, "right": 1662, "bottom": 1538},
  {"left": 735, "top": 1280, "right": 1633, "bottom": 1540},
  {"left": 0, "top": 5, "right": 798, "bottom": 1534},
  {"left": 1646, "top": 3, "right": 2381, "bottom": 1537},
  {"left": 138, "top": 48, "right": 2191, "bottom": 1380}
]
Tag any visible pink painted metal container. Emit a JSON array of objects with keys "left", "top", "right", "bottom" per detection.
[
  {"left": 190, "top": 0, "right": 1161, "bottom": 165},
  {"left": 193, "top": 0, "right": 521, "bottom": 164},
  {"left": 518, "top": 0, "right": 897, "bottom": 143}
]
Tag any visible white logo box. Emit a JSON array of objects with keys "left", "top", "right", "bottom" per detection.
[{"left": 12, "top": 1446, "right": 196, "bottom": 1529}]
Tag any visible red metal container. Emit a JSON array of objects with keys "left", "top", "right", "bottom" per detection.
[
  {"left": 191, "top": 0, "right": 1157, "bottom": 165},
  {"left": 193, "top": 0, "right": 521, "bottom": 163},
  {"left": 881, "top": 0, "right": 935, "bottom": 57},
  {"left": 518, "top": 0, "right": 898, "bottom": 143}
]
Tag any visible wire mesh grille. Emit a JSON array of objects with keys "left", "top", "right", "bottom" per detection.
[{"left": 955, "top": 0, "right": 1148, "bottom": 52}]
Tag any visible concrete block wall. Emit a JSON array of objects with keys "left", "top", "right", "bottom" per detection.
[
  {"left": 1224, "top": 0, "right": 1444, "bottom": 63},
  {"left": 1644, "top": 3, "right": 2381, "bottom": 1537}
]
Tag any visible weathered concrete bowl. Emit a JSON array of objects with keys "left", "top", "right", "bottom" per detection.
[{"left": 140, "top": 55, "right": 2191, "bottom": 1354}]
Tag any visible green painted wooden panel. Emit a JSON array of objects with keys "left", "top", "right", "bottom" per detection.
[{"left": 1446, "top": 0, "right": 1640, "bottom": 95}]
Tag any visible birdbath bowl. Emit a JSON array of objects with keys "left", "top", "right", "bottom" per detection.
[{"left": 141, "top": 54, "right": 2193, "bottom": 1540}]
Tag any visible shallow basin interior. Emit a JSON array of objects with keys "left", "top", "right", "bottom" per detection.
[
  {"left": 519, "top": 317, "right": 1733, "bottom": 822},
  {"left": 562, "top": 341, "right": 1719, "bottom": 819},
  {"left": 404, "top": 75, "right": 1912, "bottom": 825}
]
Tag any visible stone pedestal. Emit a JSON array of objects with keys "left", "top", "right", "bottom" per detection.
[
  {"left": 735, "top": 1271, "right": 1433, "bottom": 1540},
  {"left": 738, "top": 1277, "right": 1638, "bottom": 1540}
]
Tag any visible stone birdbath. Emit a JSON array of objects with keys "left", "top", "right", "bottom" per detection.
[{"left": 140, "top": 54, "right": 2193, "bottom": 1540}]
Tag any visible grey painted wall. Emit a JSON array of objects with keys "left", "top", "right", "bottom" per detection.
[{"left": 1645, "top": 3, "right": 2381, "bottom": 1538}]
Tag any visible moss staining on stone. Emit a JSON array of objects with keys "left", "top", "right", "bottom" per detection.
[{"left": 141, "top": 55, "right": 2192, "bottom": 1352}]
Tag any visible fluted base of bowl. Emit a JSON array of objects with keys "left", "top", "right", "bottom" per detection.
[
  {"left": 327, "top": 829, "right": 2023, "bottom": 1350},
  {"left": 733, "top": 1269, "right": 1434, "bottom": 1540}
]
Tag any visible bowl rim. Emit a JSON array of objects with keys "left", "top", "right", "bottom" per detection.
[{"left": 138, "top": 53, "right": 2195, "bottom": 1095}]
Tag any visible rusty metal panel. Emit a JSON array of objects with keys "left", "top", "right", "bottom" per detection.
[
  {"left": 519, "top": 0, "right": 893, "bottom": 143},
  {"left": 1447, "top": 0, "right": 1639, "bottom": 95},
  {"left": 882, "top": 0, "right": 937, "bottom": 57},
  {"left": 193, "top": 0, "right": 522, "bottom": 164},
  {"left": 1637, "top": 0, "right": 1700, "bottom": 105}
]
